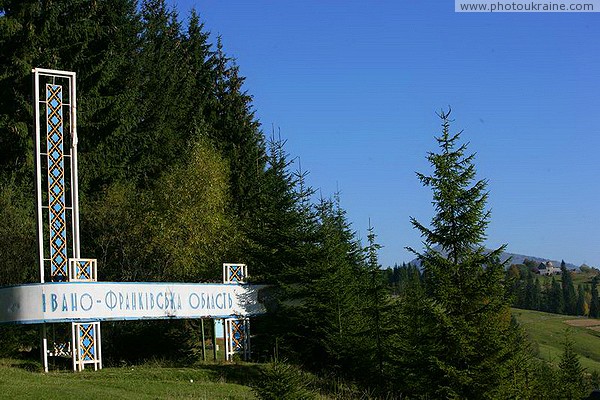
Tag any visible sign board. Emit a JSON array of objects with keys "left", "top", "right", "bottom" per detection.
[
  {"left": 0, "top": 282, "right": 266, "bottom": 324},
  {"left": 18, "top": 68, "right": 264, "bottom": 370}
]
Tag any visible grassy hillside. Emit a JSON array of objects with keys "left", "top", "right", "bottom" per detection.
[
  {"left": 534, "top": 269, "right": 598, "bottom": 288},
  {"left": 513, "top": 308, "right": 600, "bottom": 372},
  {"left": 0, "top": 359, "right": 258, "bottom": 400}
]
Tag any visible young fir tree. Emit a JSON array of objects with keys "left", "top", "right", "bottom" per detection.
[
  {"left": 561, "top": 261, "right": 577, "bottom": 315},
  {"left": 309, "top": 194, "right": 365, "bottom": 370},
  {"left": 559, "top": 330, "right": 587, "bottom": 399},
  {"left": 364, "top": 222, "right": 388, "bottom": 389},
  {"left": 590, "top": 277, "right": 600, "bottom": 318},
  {"left": 405, "top": 108, "right": 521, "bottom": 398},
  {"left": 244, "top": 131, "right": 311, "bottom": 282},
  {"left": 281, "top": 192, "right": 376, "bottom": 381}
]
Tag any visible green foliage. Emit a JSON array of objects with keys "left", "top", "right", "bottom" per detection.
[
  {"left": 386, "top": 286, "right": 445, "bottom": 396},
  {"left": 403, "top": 108, "right": 522, "bottom": 398},
  {"left": 591, "top": 277, "right": 599, "bottom": 318},
  {"left": 206, "top": 37, "right": 266, "bottom": 220},
  {"left": 549, "top": 276, "right": 565, "bottom": 314},
  {"left": 364, "top": 223, "right": 386, "bottom": 386},
  {"left": 297, "top": 195, "right": 365, "bottom": 369},
  {"left": 0, "top": 178, "right": 36, "bottom": 285},
  {"left": 524, "top": 270, "right": 542, "bottom": 310},
  {"left": 92, "top": 138, "right": 236, "bottom": 282},
  {"left": 523, "top": 258, "right": 539, "bottom": 271},
  {"left": 559, "top": 329, "right": 588, "bottom": 399},
  {"left": 243, "top": 133, "right": 313, "bottom": 283},
  {"left": 146, "top": 140, "right": 238, "bottom": 282},
  {"left": 252, "top": 360, "right": 316, "bottom": 400},
  {"left": 0, "top": 326, "right": 39, "bottom": 359},
  {"left": 577, "top": 284, "right": 587, "bottom": 316},
  {"left": 562, "top": 262, "right": 577, "bottom": 315}
]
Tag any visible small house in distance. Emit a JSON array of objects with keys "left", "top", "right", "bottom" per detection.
[{"left": 537, "top": 261, "right": 560, "bottom": 276}]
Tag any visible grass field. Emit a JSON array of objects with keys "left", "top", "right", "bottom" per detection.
[
  {"left": 0, "top": 359, "right": 259, "bottom": 399},
  {"left": 513, "top": 308, "right": 600, "bottom": 372},
  {"left": 4, "top": 310, "right": 600, "bottom": 398}
]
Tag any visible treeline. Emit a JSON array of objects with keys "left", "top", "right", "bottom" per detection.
[
  {"left": 381, "top": 262, "right": 421, "bottom": 294},
  {"left": 510, "top": 260, "right": 600, "bottom": 317},
  {"left": 0, "top": 1, "right": 596, "bottom": 398}
]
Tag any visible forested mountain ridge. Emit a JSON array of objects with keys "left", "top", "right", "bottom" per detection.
[
  {"left": 410, "top": 246, "right": 581, "bottom": 270},
  {"left": 499, "top": 250, "right": 580, "bottom": 270}
]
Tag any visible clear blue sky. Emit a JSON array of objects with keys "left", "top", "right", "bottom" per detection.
[{"left": 169, "top": 1, "right": 600, "bottom": 268}]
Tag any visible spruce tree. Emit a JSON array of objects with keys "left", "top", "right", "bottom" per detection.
[
  {"left": 365, "top": 222, "right": 386, "bottom": 387},
  {"left": 533, "top": 277, "right": 542, "bottom": 311},
  {"left": 562, "top": 261, "right": 577, "bottom": 315},
  {"left": 244, "top": 132, "right": 310, "bottom": 282},
  {"left": 549, "top": 276, "right": 565, "bottom": 314},
  {"left": 524, "top": 270, "right": 536, "bottom": 309},
  {"left": 310, "top": 194, "right": 365, "bottom": 369},
  {"left": 405, "top": 108, "right": 518, "bottom": 398},
  {"left": 559, "top": 330, "right": 587, "bottom": 399},
  {"left": 591, "top": 277, "right": 599, "bottom": 318},
  {"left": 576, "top": 284, "right": 586, "bottom": 316},
  {"left": 207, "top": 37, "right": 266, "bottom": 220}
]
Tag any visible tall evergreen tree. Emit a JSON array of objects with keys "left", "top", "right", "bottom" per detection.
[
  {"left": 531, "top": 276, "right": 542, "bottom": 311},
  {"left": 562, "top": 261, "right": 577, "bottom": 315},
  {"left": 576, "top": 284, "right": 586, "bottom": 316},
  {"left": 404, "top": 109, "right": 519, "bottom": 398},
  {"left": 524, "top": 270, "right": 536, "bottom": 309},
  {"left": 207, "top": 37, "right": 266, "bottom": 220},
  {"left": 364, "top": 222, "right": 386, "bottom": 387},
  {"left": 244, "top": 132, "right": 311, "bottom": 281},
  {"left": 591, "top": 277, "right": 600, "bottom": 318},
  {"left": 549, "top": 276, "right": 565, "bottom": 314},
  {"left": 309, "top": 194, "right": 366, "bottom": 370}
]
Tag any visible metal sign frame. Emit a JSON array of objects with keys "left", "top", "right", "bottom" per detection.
[{"left": 33, "top": 68, "right": 81, "bottom": 283}]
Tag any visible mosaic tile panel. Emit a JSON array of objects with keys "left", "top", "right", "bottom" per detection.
[{"left": 46, "top": 84, "right": 67, "bottom": 281}]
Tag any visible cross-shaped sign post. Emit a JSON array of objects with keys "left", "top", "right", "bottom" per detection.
[{"left": 0, "top": 69, "right": 266, "bottom": 371}]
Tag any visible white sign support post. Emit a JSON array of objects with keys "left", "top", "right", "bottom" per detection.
[
  {"left": 223, "top": 264, "right": 251, "bottom": 361},
  {"left": 32, "top": 68, "right": 102, "bottom": 371}
]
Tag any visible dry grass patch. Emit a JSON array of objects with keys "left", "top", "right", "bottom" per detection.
[
  {"left": 564, "top": 319, "right": 600, "bottom": 328},
  {"left": 564, "top": 318, "right": 600, "bottom": 328}
]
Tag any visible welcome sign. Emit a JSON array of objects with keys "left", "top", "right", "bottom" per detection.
[
  {"left": 0, "top": 282, "right": 267, "bottom": 324},
  {"left": 0, "top": 69, "right": 266, "bottom": 371}
]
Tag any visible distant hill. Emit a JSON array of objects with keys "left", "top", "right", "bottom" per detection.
[
  {"left": 409, "top": 246, "right": 581, "bottom": 270},
  {"left": 498, "top": 250, "right": 579, "bottom": 270}
]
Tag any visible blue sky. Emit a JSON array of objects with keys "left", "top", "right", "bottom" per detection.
[{"left": 169, "top": 1, "right": 600, "bottom": 268}]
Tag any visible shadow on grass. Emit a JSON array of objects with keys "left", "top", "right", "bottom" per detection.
[
  {"left": 198, "top": 363, "right": 263, "bottom": 386},
  {"left": 10, "top": 360, "right": 42, "bottom": 372}
]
